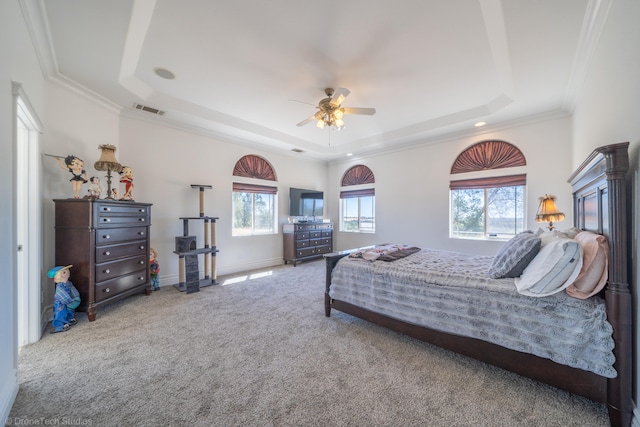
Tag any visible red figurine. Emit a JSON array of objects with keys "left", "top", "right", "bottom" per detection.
[{"left": 118, "top": 165, "right": 134, "bottom": 200}]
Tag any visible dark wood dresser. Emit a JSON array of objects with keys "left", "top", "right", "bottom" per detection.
[
  {"left": 53, "top": 199, "right": 152, "bottom": 321},
  {"left": 283, "top": 222, "right": 333, "bottom": 266}
]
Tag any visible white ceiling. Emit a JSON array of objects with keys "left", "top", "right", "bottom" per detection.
[{"left": 26, "top": 0, "right": 607, "bottom": 161}]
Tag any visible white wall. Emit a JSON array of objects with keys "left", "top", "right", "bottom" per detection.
[
  {"left": 0, "top": 0, "right": 46, "bottom": 423},
  {"left": 119, "top": 117, "right": 328, "bottom": 281},
  {"left": 328, "top": 115, "right": 573, "bottom": 256},
  {"left": 41, "top": 82, "right": 121, "bottom": 311},
  {"left": 39, "top": 84, "right": 329, "bottom": 290},
  {"left": 570, "top": 0, "right": 640, "bottom": 411}
]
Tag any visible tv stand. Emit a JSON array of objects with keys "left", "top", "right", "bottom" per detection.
[{"left": 283, "top": 222, "right": 333, "bottom": 266}]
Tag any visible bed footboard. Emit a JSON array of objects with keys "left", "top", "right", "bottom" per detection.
[{"left": 324, "top": 251, "right": 352, "bottom": 317}]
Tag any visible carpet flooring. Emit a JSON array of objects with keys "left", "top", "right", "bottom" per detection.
[{"left": 9, "top": 259, "right": 609, "bottom": 426}]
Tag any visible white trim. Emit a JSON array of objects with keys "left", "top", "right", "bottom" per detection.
[
  {"left": 0, "top": 368, "right": 19, "bottom": 427},
  {"left": 18, "top": 0, "right": 59, "bottom": 77},
  {"left": 563, "top": 0, "right": 614, "bottom": 112},
  {"left": 12, "top": 82, "right": 44, "bottom": 346}
]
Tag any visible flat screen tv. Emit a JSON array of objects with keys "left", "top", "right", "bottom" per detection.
[{"left": 289, "top": 187, "right": 324, "bottom": 217}]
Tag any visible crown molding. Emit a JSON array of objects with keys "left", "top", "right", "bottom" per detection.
[{"left": 563, "top": 0, "right": 614, "bottom": 113}]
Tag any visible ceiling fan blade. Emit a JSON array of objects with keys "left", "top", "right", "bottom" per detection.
[
  {"left": 342, "top": 107, "right": 376, "bottom": 115},
  {"left": 296, "top": 115, "right": 317, "bottom": 127},
  {"left": 288, "top": 99, "right": 317, "bottom": 107},
  {"left": 329, "top": 88, "right": 350, "bottom": 107}
]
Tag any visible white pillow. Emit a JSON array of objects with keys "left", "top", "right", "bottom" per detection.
[{"left": 514, "top": 236, "right": 582, "bottom": 297}]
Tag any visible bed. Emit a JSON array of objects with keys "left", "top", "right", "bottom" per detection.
[{"left": 324, "top": 142, "right": 632, "bottom": 427}]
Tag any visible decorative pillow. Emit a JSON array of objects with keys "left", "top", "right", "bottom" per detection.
[
  {"left": 488, "top": 231, "right": 541, "bottom": 279},
  {"left": 514, "top": 236, "right": 582, "bottom": 297},
  {"left": 566, "top": 231, "right": 609, "bottom": 299},
  {"left": 562, "top": 227, "right": 582, "bottom": 239},
  {"left": 538, "top": 229, "right": 570, "bottom": 246}
]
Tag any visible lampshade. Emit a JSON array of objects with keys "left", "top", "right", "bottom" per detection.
[
  {"left": 535, "top": 194, "right": 565, "bottom": 230},
  {"left": 94, "top": 144, "right": 122, "bottom": 172},
  {"left": 94, "top": 145, "right": 122, "bottom": 200}
]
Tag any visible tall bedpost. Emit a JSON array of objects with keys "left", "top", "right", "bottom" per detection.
[
  {"left": 569, "top": 142, "right": 632, "bottom": 427},
  {"left": 601, "top": 143, "right": 632, "bottom": 427}
]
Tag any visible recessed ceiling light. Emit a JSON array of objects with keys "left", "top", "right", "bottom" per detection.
[
  {"left": 474, "top": 121, "right": 486, "bottom": 127},
  {"left": 153, "top": 67, "right": 175, "bottom": 80},
  {"left": 346, "top": 153, "right": 353, "bottom": 156}
]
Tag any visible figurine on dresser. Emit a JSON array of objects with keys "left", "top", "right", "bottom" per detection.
[
  {"left": 55, "top": 155, "right": 89, "bottom": 199},
  {"left": 48, "top": 265, "right": 81, "bottom": 334},
  {"left": 149, "top": 248, "right": 160, "bottom": 291},
  {"left": 87, "top": 176, "right": 104, "bottom": 199},
  {"left": 118, "top": 165, "right": 134, "bottom": 200}
]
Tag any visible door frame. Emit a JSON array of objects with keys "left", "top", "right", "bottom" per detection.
[{"left": 13, "top": 82, "right": 44, "bottom": 346}]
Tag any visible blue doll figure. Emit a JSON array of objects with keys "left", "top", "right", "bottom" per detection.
[
  {"left": 149, "top": 248, "right": 160, "bottom": 291},
  {"left": 48, "top": 265, "right": 81, "bottom": 333}
]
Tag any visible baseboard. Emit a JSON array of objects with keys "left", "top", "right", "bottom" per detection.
[
  {"left": 0, "top": 367, "right": 18, "bottom": 426},
  {"left": 157, "top": 259, "right": 285, "bottom": 288},
  {"left": 217, "top": 258, "right": 284, "bottom": 277}
]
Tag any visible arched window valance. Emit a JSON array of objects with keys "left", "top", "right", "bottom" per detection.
[
  {"left": 233, "top": 155, "right": 276, "bottom": 181},
  {"left": 341, "top": 165, "right": 375, "bottom": 186},
  {"left": 451, "top": 140, "right": 526, "bottom": 174}
]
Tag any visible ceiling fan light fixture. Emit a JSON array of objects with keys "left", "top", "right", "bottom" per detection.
[{"left": 295, "top": 87, "right": 375, "bottom": 131}]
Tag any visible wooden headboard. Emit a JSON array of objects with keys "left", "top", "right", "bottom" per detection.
[{"left": 568, "top": 141, "right": 632, "bottom": 426}]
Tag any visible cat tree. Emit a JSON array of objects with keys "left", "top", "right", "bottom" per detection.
[{"left": 173, "top": 184, "right": 219, "bottom": 293}]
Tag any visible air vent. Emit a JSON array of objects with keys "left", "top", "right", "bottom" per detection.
[
  {"left": 291, "top": 148, "right": 304, "bottom": 153},
  {"left": 133, "top": 103, "right": 165, "bottom": 116}
]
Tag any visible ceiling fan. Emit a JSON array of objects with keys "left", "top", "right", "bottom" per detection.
[{"left": 296, "top": 88, "right": 376, "bottom": 130}]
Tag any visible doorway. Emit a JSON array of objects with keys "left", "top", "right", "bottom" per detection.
[{"left": 13, "top": 82, "right": 43, "bottom": 346}]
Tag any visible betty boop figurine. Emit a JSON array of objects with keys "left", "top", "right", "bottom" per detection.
[
  {"left": 149, "top": 248, "right": 160, "bottom": 291},
  {"left": 48, "top": 265, "right": 81, "bottom": 334},
  {"left": 119, "top": 165, "right": 134, "bottom": 200},
  {"left": 56, "top": 155, "right": 88, "bottom": 199}
]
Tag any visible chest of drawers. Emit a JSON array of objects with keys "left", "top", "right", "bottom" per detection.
[
  {"left": 54, "top": 199, "right": 152, "bottom": 321},
  {"left": 283, "top": 222, "right": 333, "bottom": 266}
]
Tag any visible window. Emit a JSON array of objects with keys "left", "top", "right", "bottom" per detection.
[
  {"left": 340, "top": 165, "right": 375, "bottom": 233},
  {"left": 232, "top": 183, "right": 277, "bottom": 236},
  {"left": 450, "top": 141, "right": 527, "bottom": 240},
  {"left": 450, "top": 181, "right": 525, "bottom": 239},
  {"left": 232, "top": 155, "right": 278, "bottom": 236},
  {"left": 341, "top": 191, "right": 375, "bottom": 232}
]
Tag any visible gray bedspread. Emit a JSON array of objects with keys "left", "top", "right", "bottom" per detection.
[{"left": 329, "top": 248, "right": 616, "bottom": 378}]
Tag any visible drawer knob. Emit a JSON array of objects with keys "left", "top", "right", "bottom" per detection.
[
  {"left": 104, "top": 269, "right": 111, "bottom": 274},
  {"left": 104, "top": 288, "right": 110, "bottom": 293},
  {"left": 139, "top": 245, "right": 145, "bottom": 250},
  {"left": 139, "top": 260, "right": 145, "bottom": 265},
  {"left": 139, "top": 208, "right": 145, "bottom": 213},
  {"left": 138, "top": 218, "right": 145, "bottom": 222},
  {"left": 102, "top": 207, "right": 111, "bottom": 212},
  {"left": 138, "top": 276, "right": 144, "bottom": 281},
  {"left": 103, "top": 235, "right": 110, "bottom": 239},
  {"left": 104, "top": 251, "right": 111, "bottom": 256},
  {"left": 103, "top": 218, "right": 111, "bottom": 222},
  {"left": 138, "top": 231, "right": 145, "bottom": 236}
]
